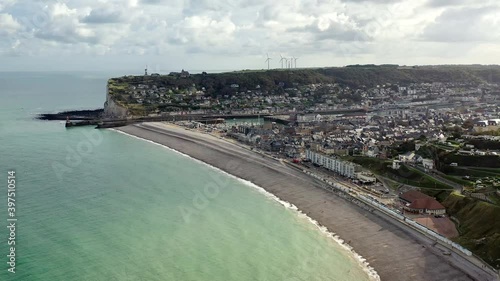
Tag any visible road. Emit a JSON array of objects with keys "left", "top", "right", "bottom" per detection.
[
  {"left": 303, "top": 167, "right": 499, "bottom": 281},
  {"left": 408, "top": 164, "right": 464, "bottom": 192}
]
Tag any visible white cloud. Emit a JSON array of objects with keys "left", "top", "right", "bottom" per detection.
[
  {"left": 0, "top": 13, "right": 21, "bottom": 34},
  {"left": 170, "top": 15, "right": 236, "bottom": 49},
  {"left": 421, "top": 6, "right": 500, "bottom": 42},
  {"left": 1, "top": 0, "right": 500, "bottom": 71},
  {"left": 51, "top": 2, "right": 77, "bottom": 17},
  {"left": 0, "top": 0, "right": 17, "bottom": 12}
]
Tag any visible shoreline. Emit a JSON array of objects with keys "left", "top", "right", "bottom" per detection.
[
  {"left": 117, "top": 122, "right": 482, "bottom": 281},
  {"left": 113, "top": 128, "right": 380, "bottom": 280}
]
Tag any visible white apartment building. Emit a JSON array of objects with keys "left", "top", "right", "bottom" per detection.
[{"left": 306, "top": 150, "right": 357, "bottom": 178}]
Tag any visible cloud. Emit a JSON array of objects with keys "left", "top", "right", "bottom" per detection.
[
  {"left": 32, "top": 3, "right": 96, "bottom": 44},
  {"left": 421, "top": 6, "right": 500, "bottom": 42},
  {"left": 288, "top": 15, "right": 370, "bottom": 42},
  {"left": 81, "top": 8, "right": 124, "bottom": 24},
  {"left": 425, "top": 0, "right": 471, "bottom": 7},
  {"left": 0, "top": 0, "right": 17, "bottom": 12},
  {"left": 169, "top": 15, "right": 236, "bottom": 50},
  {"left": 343, "top": 0, "right": 402, "bottom": 2},
  {"left": 2, "top": 0, "right": 500, "bottom": 70},
  {"left": 140, "top": 0, "right": 167, "bottom": 4},
  {"left": 0, "top": 13, "right": 21, "bottom": 34}
]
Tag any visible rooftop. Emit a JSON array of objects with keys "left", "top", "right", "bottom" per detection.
[{"left": 400, "top": 190, "right": 445, "bottom": 210}]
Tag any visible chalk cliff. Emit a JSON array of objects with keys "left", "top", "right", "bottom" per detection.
[{"left": 103, "top": 84, "right": 128, "bottom": 118}]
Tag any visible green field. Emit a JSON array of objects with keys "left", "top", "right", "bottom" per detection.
[
  {"left": 442, "top": 175, "right": 474, "bottom": 187},
  {"left": 347, "top": 157, "right": 453, "bottom": 191},
  {"left": 447, "top": 167, "right": 500, "bottom": 179},
  {"left": 467, "top": 167, "right": 500, "bottom": 175}
]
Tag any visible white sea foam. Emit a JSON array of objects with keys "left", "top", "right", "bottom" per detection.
[{"left": 112, "top": 128, "right": 381, "bottom": 281}]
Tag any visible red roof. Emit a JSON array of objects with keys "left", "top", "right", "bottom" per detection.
[
  {"left": 400, "top": 190, "right": 445, "bottom": 211},
  {"left": 400, "top": 190, "right": 431, "bottom": 202},
  {"left": 409, "top": 198, "right": 445, "bottom": 210}
]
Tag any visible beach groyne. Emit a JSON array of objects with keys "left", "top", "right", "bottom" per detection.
[{"left": 117, "top": 122, "right": 496, "bottom": 281}]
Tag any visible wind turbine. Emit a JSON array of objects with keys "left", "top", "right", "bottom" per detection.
[
  {"left": 279, "top": 54, "right": 285, "bottom": 69},
  {"left": 265, "top": 53, "right": 272, "bottom": 70},
  {"left": 293, "top": 57, "right": 298, "bottom": 68},
  {"left": 284, "top": 57, "right": 289, "bottom": 69}
]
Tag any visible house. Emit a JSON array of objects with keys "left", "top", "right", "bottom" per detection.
[
  {"left": 180, "top": 69, "right": 190, "bottom": 78},
  {"left": 399, "top": 151, "right": 416, "bottom": 163},
  {"left": 415, "top": 142, "right": 423, "bottom": 151},
  {"left": 392, "top": 159, "right": 401, "bottom": 170},
  {"left": 399, "top": 190, "right": 446, "bottom": 215},
  {"left": 422, "top": 158, "right": 434, "bottom": 170},
  {"left": 364, "top": 145, "right": 380, "bottom": 158}
]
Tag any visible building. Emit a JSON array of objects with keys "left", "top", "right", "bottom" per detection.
[
  {"left": 356, "top": 172, "right": 377, "bottom": 184},
  {"left": 399, "top": 151, "right": 416, "bottom": 163},
  {"left": 399, "top": 190, "right": 446, "bottom": 215},
  {"left": 488, "top": 119, "right": 500, "bottom": 126},
  {"left": 306, "top": 150, "right": 358, "bottom": 178},
  {"left": 392, "top": 159, "right": 402, "bottom": 170},
  {"left": 363, "top": 145, "right": 380, "bottom": 158},
  {"left": 422, "top": 158, "right": 434, "bottom": 170}
]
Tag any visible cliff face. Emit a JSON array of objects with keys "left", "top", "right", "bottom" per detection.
[{"left": 103, "top": 84, "right": 128, "bottom": 118}]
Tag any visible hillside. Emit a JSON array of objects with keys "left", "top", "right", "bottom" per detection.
[
  {"left": 111, "top": 65, "right": 500, "bottom": 94},
  {"left": 105, "top": 65, "right": 500, "bottom": 116},
  {"left": 443, "top": 193, "right": 500, "bottom": 269}
]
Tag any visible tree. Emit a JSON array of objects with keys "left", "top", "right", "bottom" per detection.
[{"left": 462, "top": 119, "right": 474, "bottom": 130}]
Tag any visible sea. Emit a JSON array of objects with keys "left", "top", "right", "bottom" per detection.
[{"left": 0, "top": 71, "right": 377, "bottom": 281}]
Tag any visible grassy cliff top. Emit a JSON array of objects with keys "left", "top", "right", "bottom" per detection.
[
  {"left": 443, "top": 193, "right": 500, "bottom": 269},
  {"left": 108, "top": 65, "right": 500, "bottom": 94}
]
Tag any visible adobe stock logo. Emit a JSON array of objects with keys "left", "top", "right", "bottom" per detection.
[{"left": 52, "top": 129, "right": 104, "bottom": 181}]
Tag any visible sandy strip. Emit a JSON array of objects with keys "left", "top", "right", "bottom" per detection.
[{"left": 117, "top": 122, "right": 481, "bottom": 281}]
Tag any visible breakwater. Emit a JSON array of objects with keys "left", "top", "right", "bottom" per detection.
[
  {"left": 64, "top": 115, "right": 235, "bottom": 128},
  {"left": 38, "top": 108, "right": 104, "bottom": 120}
]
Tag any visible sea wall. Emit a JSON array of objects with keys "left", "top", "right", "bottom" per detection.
[{"left": 103, "top": 85, "right": 128, "bottom": 118}]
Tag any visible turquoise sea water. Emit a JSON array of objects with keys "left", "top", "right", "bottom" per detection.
[{"left": 0, "top": 72, "right": 374, "bottom": 281}]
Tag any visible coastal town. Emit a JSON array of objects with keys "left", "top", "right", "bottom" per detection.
[
  {"left": 102, "top": 66, "right": 500, "bottom": 276},
  {"left": 170, "top": 86, "right": 500, "bottom": 239}
]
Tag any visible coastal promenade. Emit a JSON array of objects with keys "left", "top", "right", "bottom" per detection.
[{"left": 118, "top": 122, "right": 495, "bottom": 281}]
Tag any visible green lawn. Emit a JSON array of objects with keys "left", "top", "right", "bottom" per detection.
[
  {"left": 444, "top": 194, "right": 500, "bottom": 269},
  {"left": 468, "top": 167, "right": 500, "bottom": 175},
  {"left": 451, "top": 167, "right": 500, "bottom": 178},
  {"left": 348, "top": 156, "right": 454, "bottom": 190},
  {"left": 431, "top": 143, "right": 456, "bottom": 151},
  {"left": 442, "top": 175, "right": 474, "bottom": 187}
]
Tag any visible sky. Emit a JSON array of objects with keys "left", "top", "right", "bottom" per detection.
[{"left": 0, "top": 0, "right": 499, "bottom": 72}]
